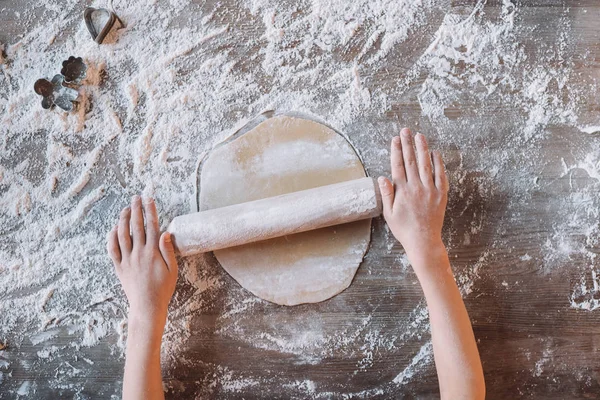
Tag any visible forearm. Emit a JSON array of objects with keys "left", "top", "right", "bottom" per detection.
[
  {"left": 123, "top": 315, "right": 166, "bottom": 400},
  {"left": 410, "top": 243, "right": 485, "bottom": 400}
]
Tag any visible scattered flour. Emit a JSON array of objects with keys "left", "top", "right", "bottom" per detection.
[
  {"left": 0, "top": 0, "right": 598, "bottom": 397},
  {"left": 393, "top": 341, "right": 434, "bottom": 385},
  {"left": 570, "top": 268, "right": 600, "bottom": 311},
  {"left": 578, "top": 125, "right": 600, "bottom": 135},
  {"left": 532, "top": 345, "right": 554, "bottom": 378}
]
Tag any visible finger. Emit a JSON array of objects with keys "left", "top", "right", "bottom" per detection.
[
  {"left": 130, "top": 195, "right": 146, "bottom": 246},
  {"left": 107, "top": 225, "right": 122, "bottom": 267},
  {"left": 143, "top": 197, "right": 160, "bottom": 246},
  {"left": 415, "top": 133, "right": 433, "bottom": 187},
  {"left": 118, "top": 206, "right": 132, "bottom": 254},
  {"left": 390, "top": 136, "right": 406, "bottom": 185},
  {"left": 377, "top": 176, "right": 395, "bottom": 216},
  {"left": 433, "top": 150, "right": 449, "bottom": 193},
  {"left": 400, "top": 128, "right": 419, "bottom": 183},
  {"left": 159, "top": 232, "right": 179, "bottom": 273}
]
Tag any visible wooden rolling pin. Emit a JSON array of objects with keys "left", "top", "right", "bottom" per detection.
[{"left": 168, "top": 177, "right": 382, "bottom": 256}]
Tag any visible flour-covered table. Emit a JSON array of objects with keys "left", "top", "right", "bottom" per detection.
[{"left": 1, "top": 0, "right": 599, "bottom": 398}]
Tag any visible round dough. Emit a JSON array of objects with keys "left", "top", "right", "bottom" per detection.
[{"left": 198, "top": 115, "right": 371, "bottom": 305}]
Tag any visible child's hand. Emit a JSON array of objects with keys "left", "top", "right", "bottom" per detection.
[
  {"left": 378, "top": 128, "right": 449, "bottom": 264},
  {"left": 379, "top": 131, "right": 486, "bottom": 399},
  {"left": 107, "top": 196, "right": 178, "bottom": 330}
]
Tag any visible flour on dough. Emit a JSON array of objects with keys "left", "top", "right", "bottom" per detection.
[{"left": 198, "top": 115, "right": 372, "bottom": 305}]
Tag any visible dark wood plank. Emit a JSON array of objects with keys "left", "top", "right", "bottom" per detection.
[{"left": 1, "top": 0, "right": 599, "bottom": 399}]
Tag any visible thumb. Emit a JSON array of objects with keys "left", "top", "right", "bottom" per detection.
[
  {"left": 159, "top": 232, "right": 179, "bottom": 274},
  {"left": 377, "top": 176, "right": 395, "bottom": 216}
]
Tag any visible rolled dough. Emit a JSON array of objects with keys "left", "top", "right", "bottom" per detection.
[{"left": 198, "top": 115, "right": 372, "bottom": 305}]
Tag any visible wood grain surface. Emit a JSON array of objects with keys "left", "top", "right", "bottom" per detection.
[{"left": 1, "top": 0, "right": 599, "bottom": 399}]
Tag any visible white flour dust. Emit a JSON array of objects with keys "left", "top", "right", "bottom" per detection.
[{"left": 1, "top": 0, "right": 599, "bottom": 397}]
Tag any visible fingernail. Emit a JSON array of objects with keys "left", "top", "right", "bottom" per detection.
[
  {"left": 401, "top": 128, "right": 411, "bottom": 136},
  {"left": 131, "top": 195, "right": 140, "bottom": 203},
  {"left": 164, "top": 232, "right": 171, "bottom": 242},
  {"left": 392, "top": 136, "right": 400, "bottom": 145},
  {"left": 142, "top": 196, "right": 154, "bottom": 204},
  {"left": 377, "top": 176, "right": 386, "bottom": 186}
]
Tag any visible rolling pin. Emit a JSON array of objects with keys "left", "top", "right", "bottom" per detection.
[{"left": 168, "top": 177, "right": 382, "bottom": 256}]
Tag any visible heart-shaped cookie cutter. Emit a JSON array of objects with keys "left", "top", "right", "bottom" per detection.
[{"left": 83, "top": 7, "right": 122, "bottom": 44}]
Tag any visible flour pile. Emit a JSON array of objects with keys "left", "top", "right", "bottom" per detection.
[{"left": 1, "top": 0, "right": 599, "bottom": 397}]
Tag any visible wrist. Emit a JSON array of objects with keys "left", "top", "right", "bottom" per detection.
[
  {"left": 127, "top": 311, "right": 166, "bottom": 346},
  {"left": 405, "top": 238, "right": 447, "bottom": 267},
  {"left": 405, "top": 241, "right": 455, "bottom": 281}
]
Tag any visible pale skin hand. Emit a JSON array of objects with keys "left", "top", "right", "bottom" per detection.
[
  {"left": 107, "top": 195, "right": 178, "bottom": 400},
  {"left": 378, "top": 128, "right": 486, "bottom": 400}
]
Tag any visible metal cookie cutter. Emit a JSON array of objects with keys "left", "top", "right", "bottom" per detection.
[
  {"left": 60, "top": 56, "right": 87, "bottom": 83},
  {"left": 34, "top": 75, "right": 79, "bottom": 112},
  {"left": 84, "top": 7, "right": 122, "bottom": 44}
]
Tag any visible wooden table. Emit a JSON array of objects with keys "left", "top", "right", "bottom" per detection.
[{"left": 1, "top": 0, "right": 599, "bottom": 398}]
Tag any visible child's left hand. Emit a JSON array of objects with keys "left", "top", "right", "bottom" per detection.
[{"left": 107, "top": 196, "right": 178, "bottom": 331}]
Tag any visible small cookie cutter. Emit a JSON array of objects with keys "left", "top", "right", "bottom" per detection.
[
  {"left": 61, "top": 56, "right": 87, "bottom": 83},
  {"left": 34, "top": 75, "right": 79, "bottom": 111},
  {"left": 84, "top": 7, "right": 122, "bottom": 44}
]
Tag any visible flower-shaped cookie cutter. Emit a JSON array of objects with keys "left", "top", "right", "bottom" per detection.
[
  {"left": 60, "top": 56, "right": 87, "bottom": 83},
  {"left": 34, "top": 74, "right": 79, "bottom": 111}
]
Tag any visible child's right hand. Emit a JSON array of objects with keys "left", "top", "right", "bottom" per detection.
[{"left": 378, "top": 128, "right": 449, "bottom": 265}]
